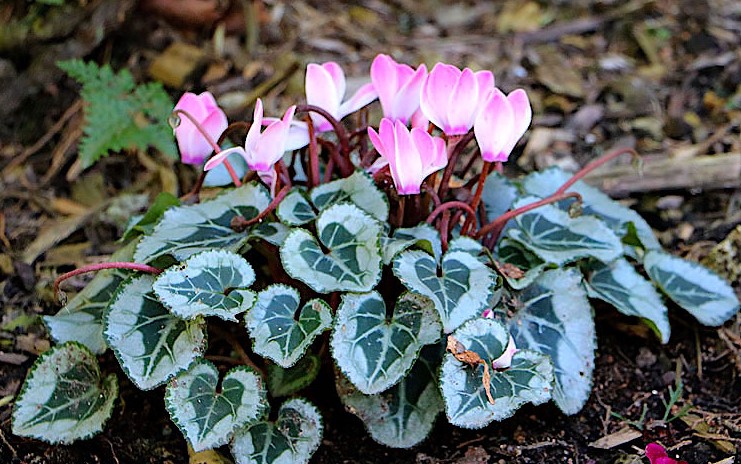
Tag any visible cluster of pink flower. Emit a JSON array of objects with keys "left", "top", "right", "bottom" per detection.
[
  {"left": 645, "top": 443, "right": 687, "bottom": 464},
  {"left": 173, "top": 54, "right": 532, "bottom": 196}
]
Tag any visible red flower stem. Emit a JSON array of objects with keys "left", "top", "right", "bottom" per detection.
[
  {"left": 423, "top": 183, "right": 442, "bottom": 210},
  {"left": 295, "top": 105, "right": 352, "bottom": 176},
  {"left": 232, "top": 185, "right": 291, "bottom": 231},
  {"left": 324, "top": 157, "right": 335, "bottom": 184},
  {"left": 440, "top": 211, "right": 451, "bottom": 253},
  {"left": 555, "top": 147, "right": 639, "bottom": 195},
  {"left": 306, "top": 116, "right": 320, "bottom": 188},
  {"left": 474, "top": 191, "right": 582, "bottom": 242},
  {"left": 438, "top": 132, "right": 475, "bottom": 200},
  {"left": 55, "top": 262, "right": 162, "bottom": 296},
  {"left": 397, "top": 196, "right": 406, "bottom": 228},
  {"left": 461, "top": 161, "right": 491, "bottom": 236},
  {"left": 426, "top": 201, "right": 479, "bottom": 230},
  {"left": 173, "top": 109, "right": 242, "bottom": 187}
]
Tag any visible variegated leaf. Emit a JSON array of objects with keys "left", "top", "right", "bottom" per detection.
[
  {"left": 644, "top": 250, "right": 740, "bottom": 326},
  {"left": 231, "top": 398, "right": 322, "bottom": 464},
  {"left": 331, "top": 291, "right": 441, "bottom": 395},
  {"left": 277, "top": 189, "right": 316, "bottom": 226},
  {"left": 496, "top": 238, "right": 550, "bottom": 290},
  {"left": 245, "top": 285, "right": 332, "bottom": 368},
  {"left": 12, "top": 342, "right": 117, "bottom": 444},
  {"left": 153, "top": 250, "right": 256, "bottom": 321},
  {"left": 165, "top": 360, "right": 267, "bottom": 452},
  {"left": 104, "top": 275, "right": 207, "bottom": 390},
  {"left": 249, "top": 221, "right": 292, "bottom": 247},
  {"left": 281, "top": 203, "right": 382, "bottom": 293},
  {"left": 585, "top": 258, "right": 670, "bottom": 343},
  {"left": 440, "top": 319, "right": 554, "bottom": 429},
  {"left": 266, "top": 354, "right": 321, "bottom": 398},
  {"left": 506, "top": 196, "right": 623, "bottom": 265},
  {"left": 381, "top": 224, "right": 442, "bottom": 265},
  {"left": 310, "top": 170, "right": 388, "bottom": 221},
  {"left": 135, "top": 182, "right": 270, "bottom": 262},
  {"left": 336, "top": 345, "right": 443, "bottom": 448},
  {"left": 506, "top": 269, "right": 596, "bottom": 415},
  {"left": 393, "top": 246, "right": 500, "bottom": 333},
  {"left": 481, "top": 171, "right": 519, "bottom": 222}
]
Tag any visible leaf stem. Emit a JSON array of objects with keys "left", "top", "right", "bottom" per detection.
[
  {"left": 461, "top": 161, "right": 491, "bottom": 235},
  {"left": 295, "top": 105, "right": 353, "bottom": 176},
  {"left": 54, "top": 262, "right": 162, "bottom": 298},
  {"left": 231, "top": 185, "right": 291, "bottom": 231},
  {"left": 426, "top": 200, "right": 479, "bottom": 239},
  {"left": 555, "top": 146, "right": 639, "bottom": 195},
  {"left": 437, "top": 132, "right": 474, "bottom": 201},
  {"left": 306, "top": 116, "right": 320, "bottom": 187}
]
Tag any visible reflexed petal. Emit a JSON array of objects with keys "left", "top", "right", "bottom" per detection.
[
  {"left": 367, "top": 126, "right": 386, "bottom": 159},
  {"left": 200, "top": 110, "right": 228, "bottom": 146},
  {"left": 500, "top": 89, "right": 532, "bottom": 157},
  {"left": 371, "top": 54, "right": 400, "bottom": 114},
  {"left": 390, "top": 121, "right": 423, "bottom": 194},
  {"left": 175, "top": 123, "right": 211, "bottom": 165},
  {"left": 410, "top": 108, "right": 429, "bottom": 129},
  {"left": 420, "top": 63, "right": 460, "bottom": 132},
  {"left": 204, "top": 146, "right": 247, "bottom": 171},
  {"left": 338, "top": 82, "right": 378, "bottom": 119},
  {"left": 198, "top": 91, "right": 221, "bottom": 114},
  {"left": 322, "top": 62, "right": 346, "bottom": 105},
  {"left": 475, "top": 71, "right": 495, "bottom": 100},
  {"left": 245, "top": 99, "right": 265, "bottom": 150},
  {"left": 367, "top": 156, "right": 389, "bottom": 174},
  {"left": 306, "top": 64, "right": 341, "bottom": 118},
  {"left": 447, "top": 68, "right": 478, "bottom": 134},
  {"left": 174, "top": 92, "right": 208, "bottom": 120},
  {"left": 390, "top": 64, "right": 427, "bottom": 123},
  {"left": 258, "top": 168, "right": 278, "bottom": 197},
  {"left": 285, "top": 121, "right": 310, "bottom": 150},
  {"left": 474, "top": 89, "right": 515, "bottom": 162},
  {"left": 491, "top": 335, "right": 518, "bottom": 369},
  {"left": 252, "top": 121, "right": 289, "bottom": 169}
]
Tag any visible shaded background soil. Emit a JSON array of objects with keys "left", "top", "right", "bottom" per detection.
[{"left": 1, "top": 0, "right": 740, "bottom": 462}]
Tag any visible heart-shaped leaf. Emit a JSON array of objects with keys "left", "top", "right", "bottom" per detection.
[
  {"left": 231, "top": 398, "right": 323, "bottom": 464},
  {"left": 249, "top": 221, "right": 292, "bottom": 247},
  {"left": 245, "top": 285, "right": 332, "bottom": 368},
  {"left": 506, "top": 268, "right": 596, "bottom": 415},
  {"left": 440, "top": 318, "right": 554, "bottom": 429},
  {"left": 281, "top": 203, "right": 382, "bottom": 293},
  {"left": 331, "top": 291, "right": 441, "bottom": 394},
  {"left": 643, "top": 250, "right": 740, "bottom": 326},
  {"left": 336, "top": 345, "right": 444, "bottom": 448},
  {"left": 393, "top": 247, "right": 500, "bottom": 333},
  {"left": 585, "top": 258, "right": 670, "bottom": 343},
  {"left": 267, "top": 354, "right": 321, "bottom": 398},
  {"left": 135, "top": 182, "right": 270, "bottom": 263},
  {"left": 381, "top": 224, "right": 442, "bottom": 265},
  {"left": 310, "top": 170, "right": 388, "bottom": 221},
  {"left": 153, "top": 250, "right": 256, "bottom": 321},
  {"left": 165, "top": 360, "right": 267, "bottom": 452},
  {"left": 277, "top": 188, "right": 316, "bottom": 226},
  {"left": 12, "top": 342, "right": 118, "bottom": 444},
  {"left": 506, "top": 196, "right": 623, "bottom": 265},
  {"left": 104, "top": 275, "right": 207, "bottom": 390}
]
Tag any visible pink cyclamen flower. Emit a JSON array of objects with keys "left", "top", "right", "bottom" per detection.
[
  {"left": 173, "top": 91, "right": 228, "bottom": 165},
  {"left": 420, "top": 63, "right": 494, "bottom": 136},
  {"left": 474, "top": 88, "right": 532, "bottom": 162},
  {"left": 491, "top": 335, "right": 518, "bottom": 369},
  {"left": 370, "top": 54, "right": 427, "bottom": 124},
  {"left": 367, "top": 118, "right": 447, "bottom": 195},
  {"left": 306, "top": 62, "right": 377, "bottom": 132},
  {"left": 645, "top": 444, "right": 687, "bottom": 464},
  {"left": 204, "top": 99, "right": 295, "bottom": 173}
]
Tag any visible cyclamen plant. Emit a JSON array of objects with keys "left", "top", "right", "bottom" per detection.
[{"left": 14, "top": 54, "right": 739, "bottom": 463}]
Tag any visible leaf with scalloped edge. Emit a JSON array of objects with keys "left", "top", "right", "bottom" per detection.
[
  {"left": 381, "top": 224, "right": 442, "bottom": 265},
  {"left": 585, "top": 258, "right": 670, "bottom": 343},
  {"left": 267, "top": 354, "right": 321, "bottom": 398},
  {"left": 336, "top": 345, "right": 443, "bottom": 448},
  {"left": 135, "top": 182, "right": 270, "bottom": 263},
  {"left": 277, "top": 189, "right": 316, "bottom": 226},
  {"left": 231, "top": 398, "right": 322, "bottom": 464},
  {"left": 643, "top": 250, "right": 740, "bottom": 326},
  {"left": 12, "top": 342, "right": 118, "bottom": 444},
  {"left": 505, "top": 268, "right": 596, "bottom": 415},
  {"left": 104, "top": 275, "right": 207, "bottom": 390},
  {"left": 309, "top": 170, "right": 388, "bottom": 221},
  {"left": 165, "top": 360, "right": 267, "bottom": 452},
  {"left": 281, "top": 203, "right": 382, "bottom": 293},
  {"left": 393, "top": 244, "right": 500, "bottom": 333},
  {"left": 245, "top": 285, "right": 332, "bottom": 368},
  {"left": 153, "top": 250, "right": 256, "bottom": 321},
  {"left": 440, "top": 318, "right": 553, "bottom": 429},
  {"left": 506, "top": 196, "right": 623, "bottom": 266},
  {"left": 331, "top": 291, "right": 441, "bottom": 395}
]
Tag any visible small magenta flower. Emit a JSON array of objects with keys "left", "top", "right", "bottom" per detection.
[
  {"left": 474, "top": 88, "right": 532, "bottom": 163},
  {"left": 204, "top": 99, "right": 295, "bottom": 173},
  {"left": 491, "top": 335, "right": 518, "bottom": 369},
  {"left": 306, "top": 62, "right": 377, "bottom": 132},
  {"left": 370, "top": 54, "right": 427, "bottom": 124},
  {"left": 367, "top": 118, "right": 447, "bottom": 195},
  {"left": 173, "top": 91, "right": 228, "bottom": 165},
  {"left": 420, "top": 63, "right": 495, "bottom": 136},
  {"left": 645, "top": 443, "right": 687, "bottom": 464}
]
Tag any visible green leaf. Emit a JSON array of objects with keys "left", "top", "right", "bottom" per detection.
[
  {"left": 310, "top": 170, "right": 389, "bottom": 221},
  {"left": 165, "top": 360, "right": 267, "bottom": 452},
  {"left": 381, "top": 224, "right": 442, "bottom": 265},
  {"left": 393, "top": 246, "right": 500, "bottom": 333},
  {"left": 58, "top": 60, "right": 176, "bottom": 168},
  {"left": 336, "top": 345, "right": 443, "bottom": 448},
  {"left": 643, "top": 251, "right": 740, "bottom": 326},
  {"left": 440, "top": 319, "right": 554, "bottom": 429},
  {"left": 330, "top": 291, "right": 441, "bottom": 395},
  {"left": 249, "top": 221, "right": 292, "bottom": 247},
  {"left": 231, "top": 398, "right": 323, "bottom": 464},
  {"left": 277, "top": 189, "right": 316, "bottom": 226},
  {"left": 496, "top": 238, "right": 550, "bottom": 290},
  {"left": 104, "top": 275, "right": 207, "bottom": 390},
  {"left": 481, "top": 171, "right": 519, "bottom": 222},
  {"left": 43, "top": 240, "right": 137, "bottom": 354},
  {"left": 281, "top": 203, "right": 382, "bottom": 293},
  {"left": 506, "top": 269, "right": 596, "bottom": 415},
  {"left": 135, "top": 183, "right": 270, "bottom": 263},
  {"left": 122, "top": 192, "right": 180, "bottom": 241},
  {"left": 506, "top": 196, "right": 623, "bottom": 266},
  {"left": 245, "top": 285, "right": 332, "bottom": 368},
  {"left": 266, "top": 354, "right": 321, "bottom": 398},
  {"left": 154, "top": 250, "right": 256, "bottom": 321},
  {"left": 585, "top": 258, "right": 670, "bottom": 343},
  {"left": 522, "top": 167, "right": 660, "bottom": 250},
  {"left": 12, "top": 342, "right": 118, "bottom": 444}
]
